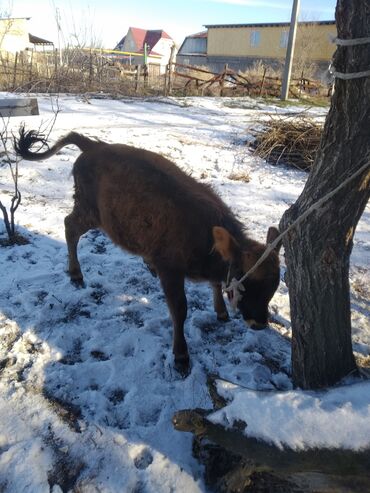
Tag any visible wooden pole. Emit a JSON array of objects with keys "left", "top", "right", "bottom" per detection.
[
  {"left": 54, "top": 48, "right": 58, "bottom": 77},
  {"left": 29, "top": 48, "right": 34, "bottom": 84},
  {"left": 20, "top": 51, "right": 24, "bottom": 87},
  {"left": 220, "top": 64, "right": 228, "bottom": 96},
  {"left": 12, "top": 52, "right": 18, "bottom": 90},
  {"left": 167, "top": 44, "right": 176, "bottom": 96},
  {"left": 135, "top": 64, "right": 140, "bottom": 93},
  {"left": 299, "top": 68, "right": 304, "bottom": 97},
  {"left": 43, "top": 45, "right": 49, "bottom": 78},
  {"left": 281, "top": 0, "right": 300, "bottom": 100},
  {"left": 89, "top": 49, "right": 93, "bottom": 86},
  {"left": 259, "top": 66, "right": 267, "bottom": 96}
]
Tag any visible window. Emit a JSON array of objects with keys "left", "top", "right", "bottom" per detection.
[
  {"left": 250, "top": 30, "right": 261, "bottom": 47},
  {"left": 280, "top": 30, "right": 289, "bottom": 48}
]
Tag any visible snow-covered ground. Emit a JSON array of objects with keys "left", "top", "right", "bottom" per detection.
[{"left": 0, "top": 94, "right": 369, "bottom": 492}]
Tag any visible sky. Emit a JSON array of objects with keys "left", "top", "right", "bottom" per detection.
[{"left": 9, "top": 0, "right": 336, "bottom": 48}]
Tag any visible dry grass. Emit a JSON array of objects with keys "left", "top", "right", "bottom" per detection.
[
  {"left": 228, "top": 171, "right": 251, "bottom": 183},
  {"left": 240, "top": 60, "right": 283, "bottom": 80},
  {"left": 250, "top": 114, "right": 323, "bottom": 171}
]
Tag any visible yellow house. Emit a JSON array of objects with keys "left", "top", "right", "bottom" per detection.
[
  {"left": 179, "top": 21, "right": 336, "bottom": 76},
  {"left": 0, "top": 17, "right": 53, "bottom": 53},
  {"left": 0, "top": 17, "right": 31, "bottom": 52}
]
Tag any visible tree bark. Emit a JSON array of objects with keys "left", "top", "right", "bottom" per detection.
[{"left": 280, "top": 0, "right": 370, "bottom": 389}]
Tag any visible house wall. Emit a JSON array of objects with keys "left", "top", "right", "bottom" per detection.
[
  {"left": 152, "top": 37, "right": 176, "bottom": 67},
  {"left": 0, "top": 18, "right": 31, "bottom": 53},
  {"left": 207, "top": 23, "right": 336, "bottom": 62},
  {"left": 179, "top": 37, "right": 207, "bottom": 54},
  {"left": 119, "top": 30, "right": 137, "bottom": 52}
]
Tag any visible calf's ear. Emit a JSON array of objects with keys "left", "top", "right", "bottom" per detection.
[
  {"left": 266, "top": 226, "right": 282, "bottom": 253},
  {"left": 213, "top": 226, "right": 237, "bottom": 261}
]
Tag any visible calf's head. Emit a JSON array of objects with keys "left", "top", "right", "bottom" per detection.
[{"left": 213, "top": 226, "right": 281, "bottom": 328}]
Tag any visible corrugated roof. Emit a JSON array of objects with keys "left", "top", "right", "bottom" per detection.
[
  {"left": 188, "top": 31, "right": 208, "bottom": 39},
  {"left": 0, "top": 17, "right": 30, "bottom": 20},
  {"left": 29, "top": 33, "right": 53, "bottom": 45},
  {"left": 130, "top": 27, "right": 147, "bottom": 51},
  {"left": 204, "top": 20, "right": 335, "bottom": 29}
]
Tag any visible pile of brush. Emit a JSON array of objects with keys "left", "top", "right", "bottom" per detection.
[{"left": 250, "top": 113, "right": 323, "bottom": 171}]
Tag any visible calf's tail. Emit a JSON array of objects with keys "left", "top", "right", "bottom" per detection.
[{"left": 14, "top": 126, "right": 101, "bottom": 161}]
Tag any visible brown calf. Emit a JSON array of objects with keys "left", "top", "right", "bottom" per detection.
[{"left": 15, "top": 129, "right": 281, "bottom": 374}]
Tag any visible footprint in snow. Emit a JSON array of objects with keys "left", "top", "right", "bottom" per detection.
[{"left": 134, "top": 448, "right": 153, "bottom": 470}]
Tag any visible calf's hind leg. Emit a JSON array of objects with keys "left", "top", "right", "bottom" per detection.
[
  {"left": 64, "top": 209, "right": 97, "bottom": 285},
  {"left": 158, "top": 268, "right": 189, "bottom": 375}
]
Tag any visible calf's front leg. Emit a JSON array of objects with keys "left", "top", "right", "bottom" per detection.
[
  {"left": 212, "top": 283, "right": 229, "bottom": 321},
  {"left": 158, "top": 269, "right": 189, "bottom": 375}
]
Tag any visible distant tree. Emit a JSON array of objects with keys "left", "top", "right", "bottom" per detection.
[
  {"left": 293, "top": 20, "right": 322, "bottom": 79},
  {"left": 280, "top": 0, "right": 370, "bottom": 389}
]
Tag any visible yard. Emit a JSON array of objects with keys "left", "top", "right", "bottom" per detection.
[{"left": 0, "top": 94, "right": 369, "bottom": 492}]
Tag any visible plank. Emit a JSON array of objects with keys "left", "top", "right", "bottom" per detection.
[{"left": 0, "top": 98, "right": 39, "bottom": 117}]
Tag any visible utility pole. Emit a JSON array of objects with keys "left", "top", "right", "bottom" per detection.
[{"left": 281, "top": 0, "right": 300, "bottom": 100}]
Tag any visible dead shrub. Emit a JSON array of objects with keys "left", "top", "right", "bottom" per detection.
[{"left": 250, "top": 114, "right": 323, "bottom": 171}]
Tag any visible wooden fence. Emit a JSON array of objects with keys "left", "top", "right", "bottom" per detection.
[
  {"left": 0, "top": 48, "right": 163, "bottom": 95},
  {"left": 0, "top": 48, "right": 330, "bottom": 99},
  {"left": 165, "top": 62, "right": 331, "bottom": 98}
]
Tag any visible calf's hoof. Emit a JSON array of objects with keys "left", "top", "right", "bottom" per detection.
[
  {"left": 246, "top": 319, "right": 267, "bottom": 330},
  {"left": 174, "top": 355, "right": 191, "bottom": 378},
  {"left": 70, "top": 277, "right": 85, "bottom": 288},
  {"left": 217, "top": 311, "right": 230, "bottom": 322}
]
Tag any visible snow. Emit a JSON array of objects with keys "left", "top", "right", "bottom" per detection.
[
  {"left": 0, "top": 94, "right": 369, "bottom": 491},
  {"left": 211, "top": 379, "right": 370, "bottom": 451}
]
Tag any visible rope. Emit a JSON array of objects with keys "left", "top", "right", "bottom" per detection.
[
  {"left": 225, "top": 159, "right": 370, "bottom": 296},
  {"left": 329, "top": 36, "right": 370, "bottom": 80},
  {"left": 333, "top": 69, "right": 370, "bottom": 80},
  {"left": 334, "top": 36, "right": 370, "bottom": 46}
]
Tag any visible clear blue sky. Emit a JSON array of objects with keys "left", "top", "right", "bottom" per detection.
[{"left": 12, "top": 0, "right": 337, "bottom": 48}]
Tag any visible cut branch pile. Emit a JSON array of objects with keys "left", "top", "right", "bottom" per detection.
[{"left": 250, "top": 114, "right": 323, "bottom": 171}]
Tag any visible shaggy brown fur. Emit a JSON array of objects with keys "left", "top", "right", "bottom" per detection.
[{"left": 15, "top": 128, "right": 281, "bottom": 374}]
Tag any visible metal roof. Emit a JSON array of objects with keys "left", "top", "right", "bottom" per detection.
[
  {"left": 204, "top": 20, "right": 335, "bottom": 29},
  {"left": 0, "top": 17, "right": 31, "bottom": 20},
  {"left": 29, "top": 33, "right": 53, "bottom": 45}
]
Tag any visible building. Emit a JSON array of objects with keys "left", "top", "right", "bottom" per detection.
[
  {"left": 178, "top": 21, "right": 336, "bottom": 76},
  {"left": 0, "top": 17, "right": 53, "bottom": 52},
  {"left": 177, "top": 31, "right": 207, "bottom": 67},
  {"left": 114, "top": 27, "right": 176, "bottom": 73}
]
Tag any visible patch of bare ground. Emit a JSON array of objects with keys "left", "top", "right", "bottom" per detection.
[
  {"left": 46, "top": 427, "right": 85, "bottom": 492},
  {"left": 0, "top": 233, "right": 30, "bottom": 247},
  {"left": 43, "top": 390, "right": 82, "bottom": 433}
]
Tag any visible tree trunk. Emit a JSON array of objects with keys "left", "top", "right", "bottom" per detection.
[{"left": 280, "top": 0, "right": 370, "bottom": 389}]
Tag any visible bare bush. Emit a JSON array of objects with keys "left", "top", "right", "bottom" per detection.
[
  {"left": 0, "top": 97, "right": 59, "bottom": 245},
  {"left": 0, "top": 118, "right": 23, "bottom": 245},
  {"left": 250, "top": 114, "right": 323, "bottom": 171}
]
